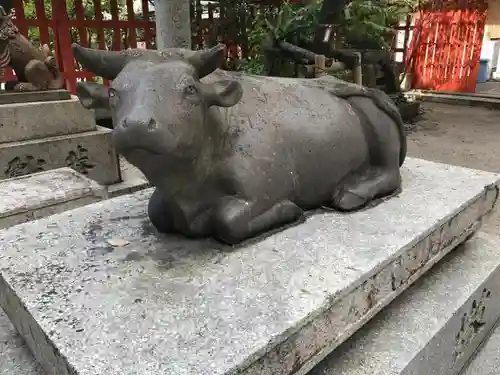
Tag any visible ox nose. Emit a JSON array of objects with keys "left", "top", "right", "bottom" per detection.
[{"left": 121, "top": 116, "right": 157, "bottom": 131}]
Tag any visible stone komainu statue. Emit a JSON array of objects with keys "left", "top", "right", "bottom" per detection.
[{"left": 0, "top": 6, "right": 64, "bottom": 91}]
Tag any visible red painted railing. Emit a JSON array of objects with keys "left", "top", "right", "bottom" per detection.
[
  {"left": 406, "top": 0, "right": 488, "bottom": 92},
  {"left": 7, "top": 0, "right": 155, "bottom": 93}
]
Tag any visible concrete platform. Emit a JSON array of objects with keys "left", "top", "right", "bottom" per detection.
[
  {"left": 310, "top": 232, "right": 500, "bottom": 375},
  {"left": 0, "top": 167, "right": 106, "bottom": 229},
  {"left": 0, "top": 158, "right": 499, "bottom": 375},
  {"left": 0, "top": 126, "right": 120, "bottom": 185}
]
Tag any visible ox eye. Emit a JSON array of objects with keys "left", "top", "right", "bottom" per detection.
[
  {"left": 185, "top": 84, "right": 197, "bottom": 95},
  {"left": 109, "top": 89, "right": 117, "bottom": 99}
]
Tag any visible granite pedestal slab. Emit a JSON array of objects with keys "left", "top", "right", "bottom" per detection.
[
  {"left": 0, "top": 167, "right": 106, "bottom": 230},
  {"left": 0, "top": 126, "right": 120, "bottom": 185},
  {"left": 0, "top": 158, "right": 499, "bottom": 375},
  {"left": 310, "top": 232, "right": 500, "bottom": 375}
]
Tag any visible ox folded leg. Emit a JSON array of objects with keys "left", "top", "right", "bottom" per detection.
[
  {"left": 331, "top": 167, "right": 401, "bottom": 211},
  {"left": 147, "top": 188, "right": 175, "bottom": 234},
  {"left": 214, "top": 197, "right": 305, "bottom": 245}
]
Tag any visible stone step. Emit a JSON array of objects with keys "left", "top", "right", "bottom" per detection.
[
  {"left": 0, "top": 126, "right": 121, "bottom": 185},
  {"left": 0, "top": 158, "right": 498, "bottom": 375},
  {"left": 106, "top": 156, "right": 150, "bottom": 198},
  {"left": 0, "top": 97, "right": 97, "bottom": 143},
  {"left": 0, "top": 90, "right": 71, "bottom": 105},
  {"left": 0, "top": 167, "right": 106, "bottom": 230},
  {"left": 461, "top": 318, "right": 500, "bottom": 375},
  {"left": 0, "top": 167, "right": 106, "bottom": 375},
  {"left": 309, "top": 232, "right": 500, "bottom": 375},
  {"left": 404, "top": 90, "right": 500, "bottom": 110},
  {"left": 0, "top": 309, "right": 43, "bottom": 375}
]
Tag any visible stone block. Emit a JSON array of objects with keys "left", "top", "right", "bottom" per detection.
[
  {"left": 0, "top": 126, "right": 121, "bottom": 185},
  {"left": 0, "top": 90, "right": 71, "bottom": 105},
  {"left": 0, "top": 158, "right": 499, "bottom": 375},
  {"left": 310, "top": 232, "right": 500, "bottom": 375},
  {"left": 0, "top": 167, "right": 106, "bottom": 230},
  {"left": 106, "top": 156, "right": 150, "bottom": 198},
  {"left": 0, "top": 309, "right": 43, "bottom": 375},
  {"left": 0, "top": 97, "right": 96, "bottom": 143},
  {"left": 462, "top": 319, "right": 500, "bottom": 375}
]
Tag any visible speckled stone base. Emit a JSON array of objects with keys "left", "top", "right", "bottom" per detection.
[
  {"left": 0, "top": 126, "right": 120, "bottom": 185},
  {"left": 0, "top": 167, "right": 106, "bottom": 230},
  {"left": 310, "top": 232, "right": 500, "bottom": 375},
  {"left": 0, "top": 158, "right": 499, "bottom": 375}
]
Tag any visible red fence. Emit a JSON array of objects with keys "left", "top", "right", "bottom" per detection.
[
  {"left": 406, "top": 0, "right": 488, "bottom": 92},
  {"left": 8, "top": 0, "right": 280, "bottom": 93},
  {"left": 7, "top": 0, "right": 156, "bottom": 93},
  {"left": 12, "top": 0, "right": 487, "bottom": 94}
]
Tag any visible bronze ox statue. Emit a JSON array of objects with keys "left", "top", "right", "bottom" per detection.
[{"left": 72, "top": 43, "right": 406, "bottom": 245}]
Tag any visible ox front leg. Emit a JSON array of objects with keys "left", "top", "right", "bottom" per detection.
[
  {"left": 214, "top": 197, "right": 305, "bottom": 245},
  {"left": 331, "top": 167, "right": 402, "bottom": 211},
  {"left": 147, "top": 188, "right": 175, "bottom": 234}
]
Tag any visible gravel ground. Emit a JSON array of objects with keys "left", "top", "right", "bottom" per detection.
[{"left": 407, "top": 102, "right": 500, "bottom": 235}]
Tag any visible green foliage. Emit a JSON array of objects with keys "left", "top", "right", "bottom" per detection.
[
  {"left": 239, "top": 1, "right": 323, "bottom": 75},
  {"left": 341, "top": 0, "right": 417, "bottom": 48},
  {"left": 239, "top": 0, "right": 418, "bottom": 75},
  {"left": 237, "top": 56, "right": 267, "bottom": 75},
  {"left": 267, "top": 0, "right": 322, "bottom": 42}
]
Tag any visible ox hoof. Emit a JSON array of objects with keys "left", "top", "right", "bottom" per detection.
[{"left": 332, "top": 190, "right": 368, "bottom": 212}]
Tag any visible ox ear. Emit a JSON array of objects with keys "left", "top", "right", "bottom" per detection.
[
  {"left": 187, "top": 44, "right": 227, "bottom": 79},
  {"left": 202, "top": 80, "right": 243, "bottom": 108},
  {"left": 76, "top": 81, "right": 110, "bottom": 110}
]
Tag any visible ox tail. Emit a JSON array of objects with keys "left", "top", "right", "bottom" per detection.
[
  {"left": 363, "top": 88, "right": 407, "bottom": 167},
  {"left": 323, "top": 83, "right": 407, "bottom": 167}
]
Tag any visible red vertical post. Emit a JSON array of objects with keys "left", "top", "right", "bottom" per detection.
[
  {"left": 12, "top": 1, "right": 27, "bottom": 36},
  {"left": 53, "top": 0, "right": 75, "bottom": 93},
  {"left": 110, "top": 0, "right": 121, "bottom": 50},
  {"left": 141, "top": 0, "right": 152, "bottom": 48},
  {"left": 126, "top": 0, "right": 137, "bottom": 48},
  {"left": 35, "top": 0, "right": 50, "bottom": 45},
  {"left": 74, "top": 0, "right": 88, "bottom": 47},
  {"left": 93, "top": 0, "right": 106, "bottom": 50}
]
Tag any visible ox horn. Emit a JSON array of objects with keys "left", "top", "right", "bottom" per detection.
[
  {"left": 72, "top": 44, "right": 135, "bottom": 80},
  {"left": 186, "top": 43, "right": 227, "bottom": 79}
]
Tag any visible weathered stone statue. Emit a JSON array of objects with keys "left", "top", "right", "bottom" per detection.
[
  {"left": 72, "top": 43, "right": 407, "bottom": 244},
  {"left": 0, "top": 6, "right": 64, "bottom": 91}
]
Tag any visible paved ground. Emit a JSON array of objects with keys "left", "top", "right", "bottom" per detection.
[
  {"left": 407, "top": 102, "right": 500, "bottom": 235},
  {"left": 476, "top": 80, "right": 500, "bottom": 95}
]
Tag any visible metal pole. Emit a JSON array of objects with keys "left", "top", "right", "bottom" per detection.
[{"left": 352, "top": 52, "right": 363, "bottom": 85}]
